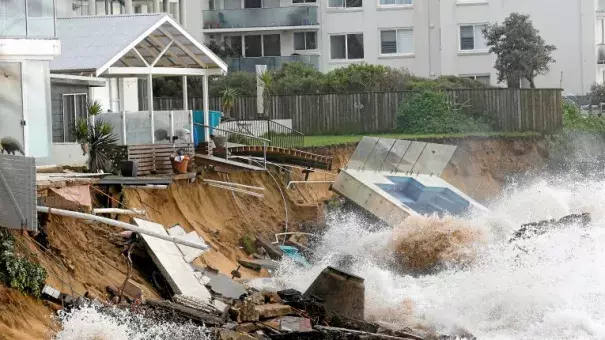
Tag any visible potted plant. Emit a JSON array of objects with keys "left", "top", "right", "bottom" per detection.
[
  {"left": 73, "top": 118, "right": 90, "bottom": 155},
  {"left": 170, "top": 149, "right": 190, "bottom": 174}
]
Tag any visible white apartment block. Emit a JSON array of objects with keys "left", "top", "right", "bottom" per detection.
[{"left": 58, "top": 0, "right": 600, "bottom": 94}]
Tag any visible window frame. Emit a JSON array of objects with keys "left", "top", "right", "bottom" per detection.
[
  {"left": 329, "top": 32, "right": 364, "bottom": 60},
  {"left": 61, "top": 93, "right": 88, "bottom": 143},
  {"left": 461, "top": 74, "right": 491, "bottom": 85},
  {"left": 378, "top": 27, "right": 414, "bottom": 56},
  {"left": 377, "top": 0, "right": 413, "bottom": 8},
  {"left": 292, "top": 0, "right": 317, "bottom": 4},
  {"left": 458, "top": 23, "right": 488, "bottom": 53},
  {"left": 328, "top": 0, "right": 363, "bottom": 9},
  {"left": 293, "top": 31, "right": 318, "bottom": 51}
]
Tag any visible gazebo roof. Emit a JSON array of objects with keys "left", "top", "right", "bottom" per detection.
[{"left": 51, "top": 13, "right": 227, "bottom": 77}]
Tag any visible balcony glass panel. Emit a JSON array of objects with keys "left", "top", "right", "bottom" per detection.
[
  {"left": 203, "top": 6, "right": 318, "bottom": 29},
  {"left": 0, "top": 0, "right": 56, "bottom": 38},
  {"left": 599, "top": 0, "right": 605, "bottom": 12},
  {"left": 227, "top": 55, "right": 319, "bottom": 73}
]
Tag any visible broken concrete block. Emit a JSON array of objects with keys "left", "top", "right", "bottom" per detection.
[
  {"left": 217, "top": 329, "right": 256, "bottom": 340},
  {"left": 234, "top": 323, "right": 259, "bottom": 334},
  {"left": 254, "top": 304, "right": 292, "bottom": 319},
  {"left": 122, "top": 281, "right": 143, "bottom": 300},
  {"left": 248, "top": 292, "right": 265, "bottom": 305},
  {"left": 262, "top": 291, "right": 283, "bottom": 304},
  {"left": 279, "top": 316, "right": 313, "bottom": 332},
  {"left": 230, "top": 301, "right": 260, "bottom": 323}
]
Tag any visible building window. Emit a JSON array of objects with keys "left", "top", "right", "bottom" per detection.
[
  {"left": 463, "top": 74, "right": 490, "bottom": 85},
  {"left": 380, "top": 29, "right": 413, "bottom": 54},
  {"left": 263, "top": 34, "right": 281, "bottom": 56},
  {"left": 293, "top": 0, "right": 317, "bottom": 3},
  {"left": 379, "top": 0, "right": 412, "bottom": 6},
  {"left": 328, "top": 0, "right": 362, "bottom": 8},
  {"left": 62, "top": 93, "right": 88, "bottom": 143},
  {"left": 294, "top": 32, "right": 317, "bottom": 50},
  {"left": 238, "top": 34, "right": 282, "bottom": 57},
  {"left": 459, "top": 24, "right": 487, "bottom": 51},
  {"left": 330, "top": 33, "right": 364, "bottom": 60}
]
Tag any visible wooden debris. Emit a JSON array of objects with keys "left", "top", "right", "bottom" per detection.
[{"left": 146, "top": 299, "right": 225, "bottom": 326}]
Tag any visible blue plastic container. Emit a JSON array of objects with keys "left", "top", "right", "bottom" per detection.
[{"left": 193, "top": 110, "right": 222, "bottom": 147}]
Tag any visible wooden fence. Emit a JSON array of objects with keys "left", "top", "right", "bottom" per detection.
[{"left": 152, "top": 88, "right": 562, "bottom": 134}]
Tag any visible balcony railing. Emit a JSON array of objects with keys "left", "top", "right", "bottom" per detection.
[
  {"left": 599, "top": 45, "right": 605, "bottom": 64},
  {"left": 227, "top": 55, "right": 320, "bottom": 73},
  {"left": 203, "top": 6, "right": 318, "bottom": 30},
  {"left": 0, "top": 0, "right": 56, "bottom": 38}
]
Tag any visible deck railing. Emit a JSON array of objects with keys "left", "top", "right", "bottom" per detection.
[{"left": 219, "top": 118, "right": 304, "bottom": 149}]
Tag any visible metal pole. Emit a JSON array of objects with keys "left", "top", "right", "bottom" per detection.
[
  {"left": 182, "top": 76, "right": 188, "bottom": 110},
  {"left": 202, "top": 74, "right": 210, "bottom": 143},
  {"left": 37, "top": 206, "right": 209, "bottom": 251},
  {"left": 263, "top": 141, "right": 267, "bottom": 169},
  {"left": 148, "top": 72, "right": 155, "bottom": 143}
]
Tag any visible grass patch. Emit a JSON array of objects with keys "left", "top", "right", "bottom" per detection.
[{"left": 303, "top": 131, "right": 541, "bottom": 147}]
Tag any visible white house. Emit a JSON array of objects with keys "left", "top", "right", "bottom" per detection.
[
  {"left": 45, "top": 13, "right": 227, "bottom": 166},
  {"left": 0, "top": 0, "right": 61, "bottom": 160}
]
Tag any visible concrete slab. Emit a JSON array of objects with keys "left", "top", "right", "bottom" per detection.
[
  {"left": 168, "top": 225, "right": 209, "bottom": 263},
  {"left": 134, "top": 218, "right": 211, "bottom": 302}
]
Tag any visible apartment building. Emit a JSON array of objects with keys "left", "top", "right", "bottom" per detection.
[
  {"left": 0, "top": 0, "right": 61, "bottom": 159},
  {"left": 60, "top": 0, "right": 598, "bottom": 94}
]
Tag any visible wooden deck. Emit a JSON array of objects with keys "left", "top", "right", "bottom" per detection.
[
  {"left": 213, "top": 146, "right": 333, "bottom": 170},
  {"left": 194, "top": 154, "right": 265, "bottom": 172}
]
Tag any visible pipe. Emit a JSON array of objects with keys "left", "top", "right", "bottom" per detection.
[
  {"left": 207, "top": 183, "right": 264, "bottom": 198},
  {"left": 203, "top": 179, "right": 265, "bottom": 191},
  {"left": 92, "top": 208, "right": 146, "bottom": 216},
  {"left": 129, "top": 185, "right": 168, "bottom": 189},
  {"left": 37, "top": 206, "right": 209, "bottom": 251},
  {"left": 286, "top": 181, "right": 334, "bottom": 189}
]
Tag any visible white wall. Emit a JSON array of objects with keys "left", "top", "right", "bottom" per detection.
[{"left": 39, "top": 143, "right": 88, "bottom": 167}]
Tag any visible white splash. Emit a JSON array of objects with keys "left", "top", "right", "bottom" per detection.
[
  {"left": 253, "top": 177, "right": 605, "bottom": 340},
  {"left": 54, "top": 305, "right": 212, "bottom": 340}
]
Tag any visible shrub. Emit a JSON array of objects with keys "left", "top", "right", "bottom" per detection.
[
  {"left": 563, "top": 100, "right": 605, "bottom": 133},
  {"left": 588, "top": 83, "right": 605, "bottom": 106},
  {"left": 0, "top": 229, "right": 47, "bottom": 297},
  {"left": 396, "top": 91, "right": 487, "bottom": 134}
]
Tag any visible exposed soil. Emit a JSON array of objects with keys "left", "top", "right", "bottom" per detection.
[{"left": 0, "top": 137, "right": 548, "bottom": 339}]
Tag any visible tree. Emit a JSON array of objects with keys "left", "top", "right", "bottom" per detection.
[{"left": 483, "top": 13, "right": 556, "bottom": 88}]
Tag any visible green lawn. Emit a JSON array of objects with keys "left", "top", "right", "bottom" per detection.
[{"left": 303, "top": 131, "right": 541, "bottom": 147}]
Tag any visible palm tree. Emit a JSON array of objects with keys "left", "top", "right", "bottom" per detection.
[
  {"left": 220, "top": 86, "right": 239, "bottom": 117},
  {"left": 257, "top": 71, "right": 274, "bottom": 118}
]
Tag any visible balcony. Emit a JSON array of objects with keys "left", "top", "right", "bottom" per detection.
[
  {"left": 599, "top": 45, "right": 605, "bottom": 64},
  {"left": 227, "top": 55, "right": 320, "bottom": 73},
  {"left": 203, "top": 6, "right": 318, "bottom": 31},
  {"left": 0, "top": 0, "right": 56, "bottom": 38}
]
